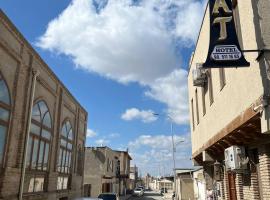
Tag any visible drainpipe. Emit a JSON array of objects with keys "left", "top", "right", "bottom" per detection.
[{"left": 19, "top": 69, "right": 39, "bottom": 200}]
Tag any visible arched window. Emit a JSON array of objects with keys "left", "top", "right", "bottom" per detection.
[
  {"left": 0, "top": 75, "right": 11, "bottom": 165},
  {"left": 58, "top": 120, "right": 73, "bottom": 174},
  {"left": 26, "top": 100, "right": 52, "bottom": 171},
  {"left": 57, "top": 120, "right": 73, "bottom": 190}
]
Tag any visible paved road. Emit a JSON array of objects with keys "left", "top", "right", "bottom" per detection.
[{"left": 129, "top": 191, "right": 163, "bottom": 200}]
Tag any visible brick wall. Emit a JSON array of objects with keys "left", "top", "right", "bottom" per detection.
[
  {"left": 223, "top": 170, "right": 229, "bottom": 200},
  {"left": 259, "top": 145, "right": 270, "bottom": 199},
  {"left": 242, "top": 171, "right": 260, "bottom": 200},
  {"left": 0, "top": 10, "right": 87, "bottom": 200},
  {"left": 235, "top": 173, "right": 243, "bottom": 200}
]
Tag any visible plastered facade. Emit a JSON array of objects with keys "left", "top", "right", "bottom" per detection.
[{"left": 188, "top": 0, "right": 270, "bottom": 199}]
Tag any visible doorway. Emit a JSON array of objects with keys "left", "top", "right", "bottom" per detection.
[{"left": 228, "top": 172, "right": 237, "bottom": 200}]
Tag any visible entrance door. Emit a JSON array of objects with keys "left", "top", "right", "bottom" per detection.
[
  {"left": 84, "top": 184, "right": 91, "bottom": 197},
  {"left": 102, "top": 183, "right": 111, "bottom": 192},
  {"left": 228, "top": 172, "right": 237, "bottom": 200}
]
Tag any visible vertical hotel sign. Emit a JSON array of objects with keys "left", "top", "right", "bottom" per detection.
[{"left": 203, "top": 0, "right": 250, "bottom": 68}]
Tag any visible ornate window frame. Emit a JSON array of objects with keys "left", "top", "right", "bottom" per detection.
[{"left": 0, "top": 73, "right": 11, "bottom": 167}]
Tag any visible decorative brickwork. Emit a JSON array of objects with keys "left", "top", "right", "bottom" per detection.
[
  {"left": 223, "top": 169, "right": 229, "bottom": 200},
  {"left": 235, "top": 173, "right": 243, "bottom": 200},
  {"left": 242, "top": 171, "right": 260, "bottom": 200},
  {"left": 259, "top": 145, "right": 270, "bottom": 199}
]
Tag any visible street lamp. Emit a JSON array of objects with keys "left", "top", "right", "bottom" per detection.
[{"left": 152, "top": 113, "right": 184, "bottom": 196}]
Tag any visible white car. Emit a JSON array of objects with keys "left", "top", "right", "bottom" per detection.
[
  {"left": 133, "top": 188, "right": 143, "bottom": 196},
  {"left": 138, "top": 186, "right": 144, "bottom": 192}
]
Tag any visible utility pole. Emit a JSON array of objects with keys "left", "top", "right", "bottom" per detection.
[
  {"left": 152, "top": 113, "right": 183, "bottom": 197},
  {"left": 171, "top": 120, "right": 177, "bottom": 196}
]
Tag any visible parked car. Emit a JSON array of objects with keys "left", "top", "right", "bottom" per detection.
[
  {"left": 133, "top": 188, "right": 144, "bottom": 196},
  {"left": 98, "top": 193, "right": 119, "bottom": 200},
  {"left": 138, "top": 186, "right": 144, "bottom": 191},
  {"left": 73, "top": 198, "right": 102, "bottom": 200}
]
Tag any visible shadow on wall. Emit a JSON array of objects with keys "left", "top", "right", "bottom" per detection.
[{"left": 93, "top": 149, "right": 106, "bottom": 163}]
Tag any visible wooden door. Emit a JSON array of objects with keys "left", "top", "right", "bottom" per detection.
[
  {"left": 84, "top": 184, "right": 91, "bottom": 197},
  {"left": 228, "top": 172, "right": 237, "bottom": 200},
  {"left": 102, "top": 183, "right": 111, "bottom": 192}
]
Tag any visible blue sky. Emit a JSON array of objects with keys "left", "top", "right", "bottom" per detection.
[{"left": 0, "top": 0, "right": 205, "bottom": 176}]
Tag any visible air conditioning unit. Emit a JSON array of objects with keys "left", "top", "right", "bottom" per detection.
[
  {"left": 224, "top": 146, "right": 249, "bottom": 171},
  {"left": 192, "top": 63, "right": 207, "bottom": 87}
]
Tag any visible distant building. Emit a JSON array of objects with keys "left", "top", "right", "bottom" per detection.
[
  {"left": 128, "top": 166, "right": 138, "bottom": 189},
  {"left": 0, "top": 10, "right": 87, "bottom": 200},
  {"left": 84, "top": 147, "right": 120, "bottom": 197},
  {"left": 83, "top": 147, "right": 132, "bottom": 197},
  {"left": 149, "top": 178, "right": 159, "bottom": 191},
  {"left": 192, "top": 168, "right": 206, "bottom": 200},
  {"left": 175, "top": 169, "right": 195, "bottom": 200},
  {"left": 158, "top": 176, "right": 174, "bottom": 192},
  {"left": 114, "top": 150, "right": 132, "bottom": 196},
  {"left": 142, "top": 173, "right": 151, "bottom": 189}
]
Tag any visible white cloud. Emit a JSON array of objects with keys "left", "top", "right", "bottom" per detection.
[
  {"left": 95, "top": 139, "right": 110, "bottom": 146},
  {"left": 129, "top": 134, "right": 189, "bottom": 150},
  {"left": 37, "top": 0, "right": 179, "bottom": 84},
  {"left": 87, "top": 128, "right": 98, "bottom": 138},
  {"left": 37, "top": 0, "right": 206, "bottom": 125},
  {"left": 128, "top": 133, "right": 192, "bottom": 176},
  {"left": 145, "top": 69, "right": 189, "bottom": 124},
  {"left": 121, "top": 108, "right": 157, "bottom": 123},
  {"left": 174, "top": 0, "right": 206, "bottom": 46}
]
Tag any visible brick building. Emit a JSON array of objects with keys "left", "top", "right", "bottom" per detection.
[
  {"left": 0, "top": 10, "right": 87, "bottom": 200},
  {"left": 188, "top": 0, "right": 270, "bottom": 200}
]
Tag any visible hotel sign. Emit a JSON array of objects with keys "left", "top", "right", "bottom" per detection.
[{"left": 203, "top": 0, "right": 250, "bottom": 68}]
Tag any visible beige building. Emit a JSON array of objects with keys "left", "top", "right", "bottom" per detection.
[
  {"left": 128, "top": 166, "right": 138, "bottom": 190},
  {"left": 142, "top": 173, "right": 151, "bottom": 190},
  {"left": 149, "top": 179, "right": 158, "bottom": 191},
  {"left": 193, "top": 168, "right": 206, "bottom": 200},
  {"left": 0, "top": 10, "right": 87, "bottom": 200},
  {"left": 158, "top": 177, "right": 173, "bottom": 192},
  {"left": 175, "top": 169, "right": 195, "bottom": 200},
  {"left": 115, "top": 150, "right": 132, "bottom": 195},
  {"left": 189, "top": 0, "right": 270, "bottom": 200},
  {"left": 83, "top": 147, "right": 120, "bottom": 197}
]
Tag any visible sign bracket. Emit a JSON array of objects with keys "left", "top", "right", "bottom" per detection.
[{"left": 242, "top": 49, "right": 270, "bottom": 61}]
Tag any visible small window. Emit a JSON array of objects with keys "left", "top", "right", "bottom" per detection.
[
  {"left": 28, "top": 176, "right": 45, "bottom": 193},
  {"left": 195, "top": 89, "right": 199, "bottom": 125},
  {"left": 201, "top": 87, "right": 206, "bottom": 116},
  {"left": 191, "top": 99, "right": 195, "bottom": 130},
  {"left": 208, "top": 69, "right": 214, "bottom": 105},
  {"left": 57, "top": 176, "right": 69, "bottom": 190}
]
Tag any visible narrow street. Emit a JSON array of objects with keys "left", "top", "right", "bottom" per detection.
[{"left": 129, "top": 191, "right": 164, "bottom": 200}]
